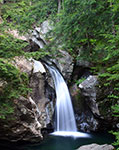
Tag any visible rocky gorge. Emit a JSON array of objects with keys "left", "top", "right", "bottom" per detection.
[{"left": 0, "top": 19, "right": 118, "bottom": 144}]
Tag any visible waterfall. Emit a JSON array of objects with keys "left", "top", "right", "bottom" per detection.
[{"left": 46, "top": 65, "right": 77, "bottom": 132}]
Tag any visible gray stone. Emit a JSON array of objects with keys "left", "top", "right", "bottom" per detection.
[
  {"left": 77, "top": 144, "right": 115, "bottom": 150},
  {"left": 30, "top": 20, "right": 52, "bottom": 48},
  {"left": 79, "top": 75, "right": 100, "bottom": 116},
  {"left": 73, "top": 75, "right": 100, "bottom": 131},
  {"left": 55, "top": 50, "right": 74, "bottom": 80}
]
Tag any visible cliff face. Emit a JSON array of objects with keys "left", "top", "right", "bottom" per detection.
[
  {"left": 70, "top": 67, "right": 119, "bottom": 132},
  {"left": 0, "top": 57, "right": 55, "bottom": 142}
]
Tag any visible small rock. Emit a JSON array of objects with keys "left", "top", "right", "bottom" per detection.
[{"left": 77, "top": 144, "right": 115, "bottom": 150}]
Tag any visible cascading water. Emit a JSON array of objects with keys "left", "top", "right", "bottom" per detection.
[
  {"left": 46, "top": 65, "right": 77, "bottom": 131},
  {"left": 46, "top": 64, "right": 90, "bottom": 137}
]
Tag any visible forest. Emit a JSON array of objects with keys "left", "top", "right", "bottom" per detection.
[{"left": 0, "top": 0, "right": 119, "bottom": 149}]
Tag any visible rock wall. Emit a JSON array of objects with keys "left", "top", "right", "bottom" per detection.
[{"left": 0, "top": 57, "right": 55, "bottom": 142}]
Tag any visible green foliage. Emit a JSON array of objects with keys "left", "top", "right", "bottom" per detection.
[
  {"left": 48, "top": 0, "right": 119, "bottom": 147},
  {"left": 0, "top": 58, "right": 30, "bottom": 119},
  {"left": 111, "top": 104, "right": 119, "bottom": 148},
  {"left": 0, "top": 33, "right": 27, "bottom": 58},
  {"left": 0, "top": 0, "right": 56, "bottom": 119},
  {"left": 112, "top": 104, "right": 119, "bottom": 117},
  {"left": 1, "top": 0, "right": 57, "bottom": 33},
  {"left": 0, "top": 102, "right": 14, "bottom": 119},
  {"left": 49, "top": 0, "right": 113, "bottom": 60},
  {"left": 112, "top": 131, "right": 119, "bottom": 149},
  {"left": 25, "top": 50, "right": 50, "bottom": 60},
  {"left": 0, "top": 59, "right": 30, "bottom": 100}
]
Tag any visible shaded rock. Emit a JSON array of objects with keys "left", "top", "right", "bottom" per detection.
[
  {"left": 29, "top": 71, "right": 46, "bottom": 104},
  {"left": 0, "top": 16, "right": 3, "bottom": 24},
  {"left": 0, "top": 80, "right": 7, "bottom": 94},
  {"left": 77, "top": 144, "right": 115, "bottom": 150},
  {"left": 79, "top": 75, "right": 99, "bottom": 116},
  {"left": 76, "top": 59, "right": 90, "bottom": 68},
  {"left": 53, "top": 50, "right": 74, "bottom": 80}
]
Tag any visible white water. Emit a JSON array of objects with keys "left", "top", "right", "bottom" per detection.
[{"left": 46, "top": 65, "right": 77, "bottom": 132}]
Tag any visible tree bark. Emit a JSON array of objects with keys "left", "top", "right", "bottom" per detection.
[
  {"left": 110, "top": 2, "right": 116, "bottom": 35},
  {"left": 58, "top": 0, "right": 61, "bottom": 13}
]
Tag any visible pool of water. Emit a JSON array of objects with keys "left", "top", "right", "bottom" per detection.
[{"left": 0, "top": 132, "right": 115, "bottom": 150}]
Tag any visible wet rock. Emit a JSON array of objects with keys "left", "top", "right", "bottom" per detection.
[{"left": 77, "top": 144, "right": 115, "bottom": 150}]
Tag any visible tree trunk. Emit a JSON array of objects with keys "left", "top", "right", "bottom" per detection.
[
  {"left": 110, "top": 2, "right": 116, "bottom": 35},
  {"left": 58, "top": 0, "right": 61, "bottom": 13}
]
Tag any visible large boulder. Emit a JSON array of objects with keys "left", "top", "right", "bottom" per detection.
[
  {"left": 77, "top": 144, "right": 114, "bottom": 150},
  {"left": 79, "top": 75, "right": 99, "bottom": 116}
]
